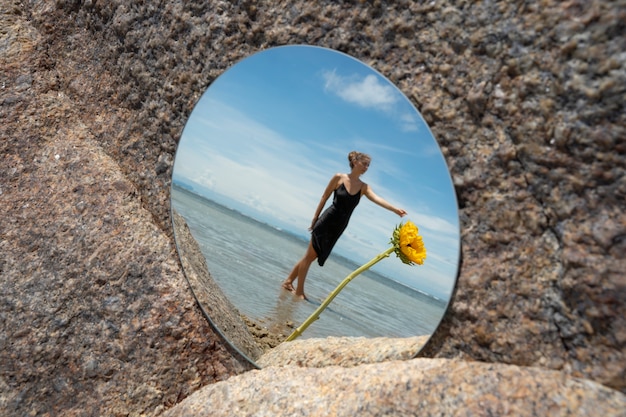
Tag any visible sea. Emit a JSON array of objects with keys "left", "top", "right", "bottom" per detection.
[{"left": 171, "top": 184, "right": 447, "bottom": 341}]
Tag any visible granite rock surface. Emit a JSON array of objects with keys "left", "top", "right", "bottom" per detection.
[
  {"left": 163, "top": 358, "right": 626, "bottom": 417},
  {"left": 1, "top": 0, "right": 625, "bottom": 415}
]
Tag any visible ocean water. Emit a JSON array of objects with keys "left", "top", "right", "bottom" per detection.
[{"left": 171, "top": 184, "right": 447, "bottom": 340}]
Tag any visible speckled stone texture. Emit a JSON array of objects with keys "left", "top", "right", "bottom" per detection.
[
  {"left": 162, "top": 359, "right": 626, "bottom": 417},
  {"left": 1, "top": 0, "right": 625, "bottom": 415}
]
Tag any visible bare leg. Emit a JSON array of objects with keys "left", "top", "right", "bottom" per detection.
[
  {"left": 281, "top": 264, "right": 298, "bottom": 292},
  {"left": 293, "top": 242, "right": 317, "bottom": 299},
  {"left": 282, "top": 241, "right": 317, "bottom": 299}
]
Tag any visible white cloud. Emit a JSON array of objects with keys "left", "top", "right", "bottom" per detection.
[
  {"left": 323, "top": 71, "right": 398, "bottom": 112},
  {"left": 399, "top": 111, "right": 419, "bottom": 132},
  {"left": 322, "top": 70, "right": 423, "bottom": 134}
]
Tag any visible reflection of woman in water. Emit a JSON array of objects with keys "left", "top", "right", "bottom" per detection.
[{"left": 282, "top": 151, "right": 407, "bottom": 300}]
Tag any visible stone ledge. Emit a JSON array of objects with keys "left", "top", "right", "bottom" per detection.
[{"left": 163, "top": 358, "right": 626, "bottom": 417}]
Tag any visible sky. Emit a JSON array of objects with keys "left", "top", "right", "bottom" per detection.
[{"left": 172, "top": 45, "right": 460, "bottom": 300}]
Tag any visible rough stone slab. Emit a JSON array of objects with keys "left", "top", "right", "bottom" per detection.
[{"left": 163, "top": 358, "right": 626, "bottom": 417}]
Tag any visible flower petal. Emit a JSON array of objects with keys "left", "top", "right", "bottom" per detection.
[{"left": 391, "top": 220, "right": 426, "bottom": 266}]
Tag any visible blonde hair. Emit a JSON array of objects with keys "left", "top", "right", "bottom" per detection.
[{"left": 348, "top": 151, "right": 371, "bottom": 169}]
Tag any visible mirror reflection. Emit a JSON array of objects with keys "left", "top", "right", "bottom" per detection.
[{"left": 171, "top": 45, "right": 460, "bottom": 365}]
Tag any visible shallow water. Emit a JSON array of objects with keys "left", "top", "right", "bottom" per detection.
[{"left": 172, "top": 184, "right": 446, "bottom": 340}]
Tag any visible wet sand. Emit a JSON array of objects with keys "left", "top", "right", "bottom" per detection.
[{"left": 242, "top": 315, "right": 295, "bottom": 352}]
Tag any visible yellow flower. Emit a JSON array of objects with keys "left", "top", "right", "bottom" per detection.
[{"left": 391, "top": 221, "right": 426, "bottom": 265}]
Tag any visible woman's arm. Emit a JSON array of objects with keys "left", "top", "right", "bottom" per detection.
[
  {"left": 363, "top": 184, "right": 407, "bottom": 217},
  {"left": 309, "top": 174, "right": 342, "bottom": 229}
]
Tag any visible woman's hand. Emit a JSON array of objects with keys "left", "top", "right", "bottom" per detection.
[{"left": 395, "top": 208, "right": 407, "bottom": 217}]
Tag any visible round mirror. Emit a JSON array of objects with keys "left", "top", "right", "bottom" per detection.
[{"left": 171, "top": 45, "right": 460, "bottom": 366}]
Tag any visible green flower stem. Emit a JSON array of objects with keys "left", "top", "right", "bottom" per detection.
[{"left": 285, "top": 246, "right": 395, "bottom": 342}]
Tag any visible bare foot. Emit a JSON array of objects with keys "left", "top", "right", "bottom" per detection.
[
  {"left": 281, "top": 281, "right": 295, "bottom": 293},
  {"left": 294, "top": 292, "right": 307, "bottom": 301}
]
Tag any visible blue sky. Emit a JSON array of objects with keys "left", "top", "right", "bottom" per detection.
[{"left": 172, "top": 45, "right": 460, "bottom": 300}]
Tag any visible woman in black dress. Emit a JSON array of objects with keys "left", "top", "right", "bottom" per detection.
[{"left": 282, "top": 151, "right": 407, "bottom": 299}]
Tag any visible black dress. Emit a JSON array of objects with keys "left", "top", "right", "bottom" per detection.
[{"left": 311, "top": 183, "right": 361, "bottom": 266}]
